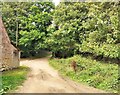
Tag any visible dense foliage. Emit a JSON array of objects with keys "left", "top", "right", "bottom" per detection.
[
  {"left": 2, "top": 2, "right": 32, "bottom": 45},
  {"left": 46, "top": 2, "right": 119, "bottom": 59},
  {"left": 2, "top": 2, "right": 55, "bottom": 57},
  {"left": 80, "top": 3, "right": 120, "bottom": 59},
  {"left": 46, "top": 2, "right": 89, "bottom": 57},
  {"left": 49, "top": 55, "right": 118, "bottom": 93},
  {"left": 1, "top": 2, "right": 119, "bottom": 59}
]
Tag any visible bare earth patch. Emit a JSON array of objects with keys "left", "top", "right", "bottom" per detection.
[{"left": 15, "top": 58, "right": 107, "bottom": 93}]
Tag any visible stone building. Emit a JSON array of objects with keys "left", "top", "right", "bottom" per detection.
[{"left": 0, "top": 17, "right": 20, "bottom": 71}]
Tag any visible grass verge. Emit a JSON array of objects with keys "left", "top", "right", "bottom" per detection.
[
  {"left": 0, "top": 66, "right": 30, "bottom": 94},
  {"left": 49, "top": 55, "right": 118, "bottom": 93}
]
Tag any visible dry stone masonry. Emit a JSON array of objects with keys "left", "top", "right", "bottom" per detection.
[{"left": 0, "top": 17, "right": 20, "bottom": 71}]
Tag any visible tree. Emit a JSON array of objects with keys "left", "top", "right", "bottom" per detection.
[
  {"left": 80, "top": 2, "right": 120, "bottom": 59},
  {"left": 2, "top": 2, "right": 55, "bottom": 57},
  {"left": 46, "top": 2, "right": 89, "bottom": 57},
  {"left": 46, "top": 2, "right": 119, "bottom": 59},
  {"left": 2, "top": 2, "right": 32, "bottom": 45},
  {"left": 2, "top": 2, "right": 119, "bottom": 59}
]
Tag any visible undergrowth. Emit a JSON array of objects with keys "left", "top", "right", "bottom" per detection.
[{"left": 49, "top": 55, "right": 119, "bottom": 93}]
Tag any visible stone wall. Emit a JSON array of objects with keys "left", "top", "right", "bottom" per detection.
[
  {"left": 0, "top": 17, "right": 20, "bottom": 71},
  {"left": 0, "top": 28, "right": 2, "bottom": 70}
]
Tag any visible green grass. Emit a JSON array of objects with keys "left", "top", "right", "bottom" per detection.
[
  {"left": 0, "top": 66, "right": 30, "bottom": 94},
  {"left": 49, "top": 55, "right": 119, "bottom": 93}
]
